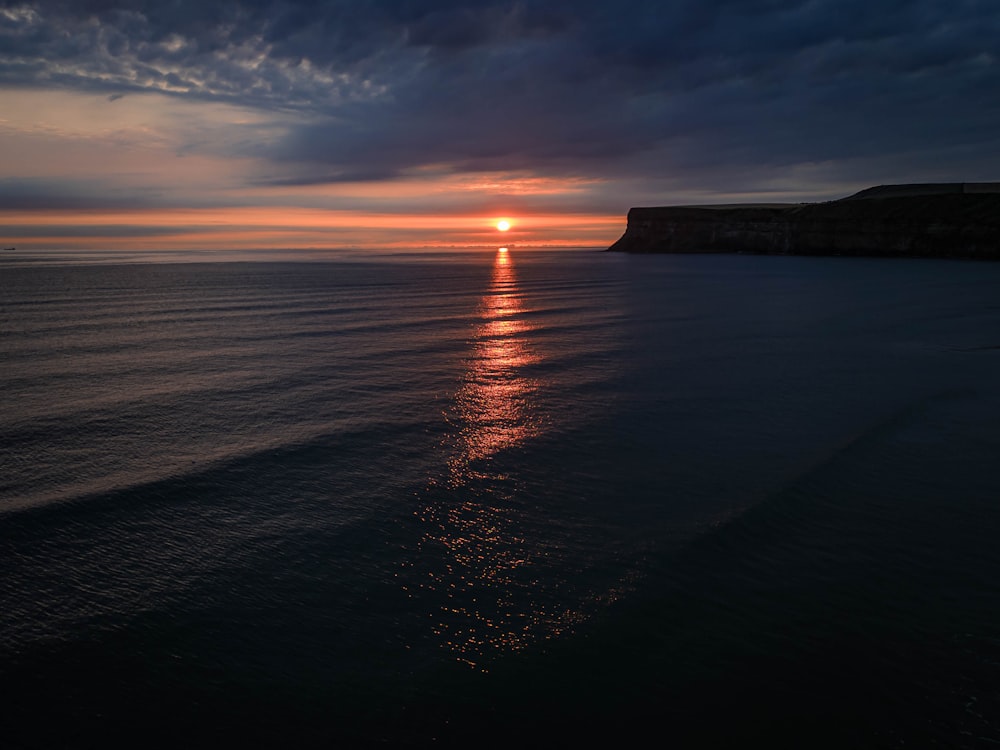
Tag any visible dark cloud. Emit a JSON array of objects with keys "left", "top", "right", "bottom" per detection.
[
  {"left": 3, "top": 0, "right": 1000, "bottom": 197},
  {"left": 2, "top": 224, "right": 201, "bottom": 237},
  {"left": 0, "top": 178, "right": 169, "bottom": 211}
]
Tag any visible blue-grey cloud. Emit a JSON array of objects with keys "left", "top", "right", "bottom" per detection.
[
  {"left": 3, "top": 0, "right": 1000, "bottom": 198},
  {"left": 0, "top": 177, "right": 167, "bottom": 210}
]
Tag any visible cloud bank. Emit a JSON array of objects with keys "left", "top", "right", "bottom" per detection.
[{"left": 2, "top": 0, "right": 1000, "bottom": 229}]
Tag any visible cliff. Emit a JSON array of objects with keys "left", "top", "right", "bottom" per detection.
[{"left": 607, "top": 183, "right": 1000, "bottom": 259}]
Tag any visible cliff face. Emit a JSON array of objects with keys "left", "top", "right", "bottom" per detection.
[{"left": 608, "top": 185, "right": 1000, "bottom": 259}]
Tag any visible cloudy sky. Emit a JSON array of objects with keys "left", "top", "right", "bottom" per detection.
[{"left": 2, "top": 0, "right": 999, "bottom": 249}]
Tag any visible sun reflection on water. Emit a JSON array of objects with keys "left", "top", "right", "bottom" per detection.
[
  {"left": 406, "top": 249, "right": 587, "bottom": 670},
  {"left": 447, "top": 249, "right": 542, "bottom": 480}
]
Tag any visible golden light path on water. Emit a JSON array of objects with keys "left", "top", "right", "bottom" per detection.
[
  {"left": 449, "top": 249, "right": 541, "bottom": 477},
  {"left": 408, "top": 249, "right": 591, "bottom": 671}
]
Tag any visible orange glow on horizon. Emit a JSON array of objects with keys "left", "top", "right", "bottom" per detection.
[{"left": 0, "top": 206, "right": 623, "bottom": 250}]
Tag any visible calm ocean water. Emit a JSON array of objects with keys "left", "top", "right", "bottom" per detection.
[{"left": 3, "top": 248, "right": 1000, "bottom": 747}]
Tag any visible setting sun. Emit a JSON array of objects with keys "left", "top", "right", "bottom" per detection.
[{"left": 496, "top": 219, "right": 511, "bottom": 231}]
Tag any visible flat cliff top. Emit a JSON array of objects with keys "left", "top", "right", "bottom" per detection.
[
  {"left": 627, "top": 186, "right": 1000, "bottom": 225},
  {"left": 843, "top": 182, "right": 1000, "bottom": 200}
]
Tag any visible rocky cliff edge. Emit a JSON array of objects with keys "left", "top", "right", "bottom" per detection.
[{"left": 607, "top": 183, "right": 1000, "bottom": 259}]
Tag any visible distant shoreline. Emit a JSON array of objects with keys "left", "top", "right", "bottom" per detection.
[{"left": 608, "top": 183, "right": 1000, "bottom": 260}]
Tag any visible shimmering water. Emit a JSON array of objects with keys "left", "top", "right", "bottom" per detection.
[{"left": 3, "top": 249, "right": 1000, "bottom": 747}]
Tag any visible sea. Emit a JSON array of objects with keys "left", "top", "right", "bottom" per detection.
[{"left": 3, "top": 247, "right": 1000, "bottom": 748}]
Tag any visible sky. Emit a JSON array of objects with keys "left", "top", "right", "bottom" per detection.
[{"left": 2, "top": 0, "right": 999, "bottom": 250}]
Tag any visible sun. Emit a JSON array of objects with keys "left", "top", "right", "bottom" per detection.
[{"left": 496, "top": 219, "right": 511, "bottom": 232}]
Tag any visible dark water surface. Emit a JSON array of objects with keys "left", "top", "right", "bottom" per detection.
[{"left": 3, "top": 249, "right": 1000, "bottom": 747}]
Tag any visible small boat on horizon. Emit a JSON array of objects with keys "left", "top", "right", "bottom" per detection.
[{"left": 2, "top": 246, "right": 14, "bottom": 251}]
